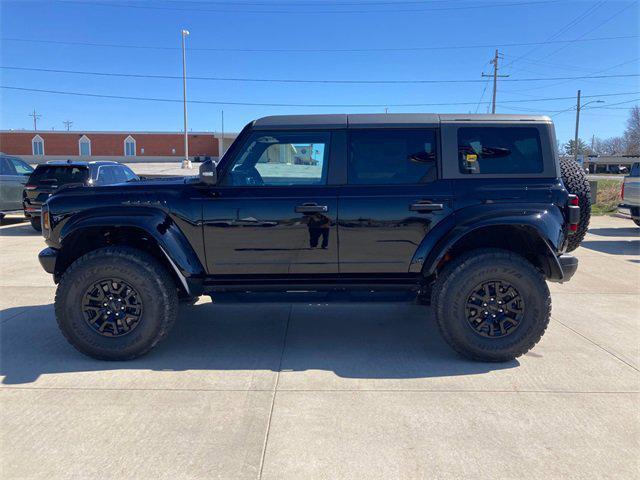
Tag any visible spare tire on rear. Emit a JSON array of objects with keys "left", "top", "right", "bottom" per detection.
[{"left": 560, "top": 157, "right": 591, "bottom": 252}]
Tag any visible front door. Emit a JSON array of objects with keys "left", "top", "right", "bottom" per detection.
[
  {"left": 201, "top": 130, "right": 338, "bottom": 276},
  {"left": 338, "top": 128, "right": 453, "bottom": 274}
]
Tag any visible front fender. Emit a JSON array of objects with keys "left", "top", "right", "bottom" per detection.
[
  {"left": 410, "top": 203, "right": 565, "bottom": 277},
  {"left": 58, "top": 205, "right": 206, "bottom": 281}
]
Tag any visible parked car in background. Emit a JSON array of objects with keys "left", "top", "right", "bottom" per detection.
[
  {"left": 619, "top": 162, "right": 640, "bottom": 227},
  {"left": 24, "top": 161, "right": 139, "bottom": 231},
  {"left": 0, "top": 154, "right": 34, "bottom": 222}
]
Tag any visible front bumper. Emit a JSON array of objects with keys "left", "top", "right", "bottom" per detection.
[
  {"left": 38, "top": 247, "right": 58, "bottom": 274},
  {"left": 558, "top": 255, "right": 578, "bottom": 282}
]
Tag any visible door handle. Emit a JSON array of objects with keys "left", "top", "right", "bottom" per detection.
[
  {"left": 409, "top": 202, "right": 444, "bottom": 212},
  {"left": 295, "top": 203, "right": 328, "bottom": 214}
]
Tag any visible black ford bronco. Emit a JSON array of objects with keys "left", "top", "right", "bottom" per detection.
[{"left": 38, "top": 114, "right": 590, "bottom": 362}]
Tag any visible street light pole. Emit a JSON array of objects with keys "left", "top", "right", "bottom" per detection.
[{"left": 181, "top": 29, "right": 191, "bottom": 169}]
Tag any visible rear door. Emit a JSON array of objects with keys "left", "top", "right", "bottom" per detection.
[{"left": 338, "top": 128, "right": 453, "bottom": 274}]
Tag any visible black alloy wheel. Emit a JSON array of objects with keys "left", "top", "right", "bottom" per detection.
[
  {"left": 465, "top": 280, "right": 524, "bottom": 338},
  {"left": 81, "top": 278, "right": 143, "bottom": 337}
]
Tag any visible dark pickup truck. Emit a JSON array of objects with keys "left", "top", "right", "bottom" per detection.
[{"left": 38, "top": 114, "right": 590, "bottom": 362}]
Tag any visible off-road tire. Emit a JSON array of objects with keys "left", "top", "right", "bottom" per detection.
[
  {"left": 30, "top": 216, "right": 41, "bottom": 231},
  {"left": 432, "top": 248, "right": 551, "bottom": 362},
  {"left": 560, "top": 157, "right": 591, "bottom": 252},
  {"left": 55, "top": 246, "right": 178, "bottom": 360}
]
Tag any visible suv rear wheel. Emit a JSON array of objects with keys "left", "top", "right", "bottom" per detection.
[
  {"left": 55, "top": 246, "right": 178, "bottom": 360},
  {"left": 432, "top": 248, "right": 551, "bottom": 362}
]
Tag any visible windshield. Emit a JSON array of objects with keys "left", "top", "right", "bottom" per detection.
[{"left": 29, "top": 165, "right": 89, "bottom": 185}]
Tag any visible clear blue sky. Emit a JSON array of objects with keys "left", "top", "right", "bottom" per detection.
[{"left": 0, "top": 0, "right": 638, "bottom": 146}]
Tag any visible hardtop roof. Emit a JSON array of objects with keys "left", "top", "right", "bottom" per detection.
[
  {"left": 41, "top": 160, "right": 121, "bottom": 168},
  {"left": 252, "top": 113, "right": 551, "bottom": 130}
]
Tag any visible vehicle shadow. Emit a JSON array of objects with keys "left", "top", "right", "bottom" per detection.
[
  {"left": 588, "top": 227, "right": 640, "bottom": 237},
  {"left": 0, "top": 217, "right": 27, "bottom": 227},
  {"left": 0, "top": 301, "right": 517, "bottom": 385},
  {"left": 0, "top": 220, "right": 38, "bottom": 237},
  {"left": 580, "top": 240, "right": 640, "bottom": 255}
]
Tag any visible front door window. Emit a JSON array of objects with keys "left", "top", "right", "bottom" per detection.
[{"left": 221, "top": 131, "right": 330, "bottom": 187}]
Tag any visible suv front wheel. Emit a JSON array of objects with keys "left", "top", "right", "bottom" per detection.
[
  {"left": 432, "top": 248, "right": 551, "bottom": 362},
  {"left": 55, "top": 246, "right": 178, "bottom": 360}
]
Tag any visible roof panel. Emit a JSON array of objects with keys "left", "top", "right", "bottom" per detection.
[
  {"left": 253, "top": 114, "right": 347, "bottom": 130},
  {"left": 252, "top": 113, "right": 553, "bottom": 130}
]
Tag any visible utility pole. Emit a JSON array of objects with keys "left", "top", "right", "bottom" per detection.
[
  {"left": 220, "top": 109, "right": 225, "bottom": 157},
  {"left": 29, "top": 109, "right": 42, "bottom": 131},
  {"left": 482, "top": 50, "right": 509, "bottom": 114},
  {"left": 63, "top": 120, "right": 73, "bottom": 131},
  {"left": 181, "top": 29, "right": 191, "bottom": 169},
  {"left": 573, "top": 90, "right": 604, "bottom": 162},
  {"left": 574, "top": 90, "right": 581, "bottom": 162}
]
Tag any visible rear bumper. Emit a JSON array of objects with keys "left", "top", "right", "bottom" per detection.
[
  {"left": 618, "top": 203, "right": 640, "bottom": 219},
  {"left": 38, "top": 247, "right": 58, "bottom": 274},
  {"left": 558, "top": 255, "right": 578, "bottom": 282},
  {"left": 23, "top": 200, "right": 42, "bottom": 217}
]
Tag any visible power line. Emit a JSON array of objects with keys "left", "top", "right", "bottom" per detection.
[
  {"left": 2, "top": 85, "right": 638, "bottom": 108},
  {"left": 58, "top": 0, "right": 559, "bottom": 14},
  {"left": 2, "top": 65, "right": 638, "bottom": 84},
  {"left": 503, "top": 0, "right": 605, "bottom": 70},
  {"left": 504, "top": 56, "right": 640, "bottom": 94},
  {"left": 2, "top": 34, "right": 636, "bottom": 53},
  {"left": 76, "top": 0, "right": 554, "bottom": 5},
  {"left": 530, "top": 1, "right": 638, "bottom": 63}
]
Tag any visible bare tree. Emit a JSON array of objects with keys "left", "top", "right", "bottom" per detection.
[
  {"left": 624, "top": 105, "right": 640, "bottom": 155},
  {"left": 596, "top": 136, "right": 627, "bottom": 155}
]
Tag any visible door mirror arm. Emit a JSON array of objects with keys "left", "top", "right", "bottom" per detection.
[{"left": 199, "top": 160, "right": 218, "bottom": 185}]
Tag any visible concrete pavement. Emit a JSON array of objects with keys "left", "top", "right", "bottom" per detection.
[{"left": 0, "top": 215, "right": 638, "bottom": 479}]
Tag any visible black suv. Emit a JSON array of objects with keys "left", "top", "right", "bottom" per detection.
[
  {"left": 37, "top": 114, "right": 590, "bottom": 362},
  {"left": 24, "top": 161, "right": 139, "bottom": 231}
]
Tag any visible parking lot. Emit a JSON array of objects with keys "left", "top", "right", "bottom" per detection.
[{"left": 0, "top": 214, "right": 638, "bottom": 479}]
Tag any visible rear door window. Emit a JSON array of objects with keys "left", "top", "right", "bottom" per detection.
[
  {"left": 458, "top": 127, "right": 543, "bottom": 175},
  {"left": 96, "top": 166, "right": 121, "bottom": 185},
  {"left": 348, "top": 129, "right": 437, "bottom": 185},
  {"left": 29, "top": 165, "right": 89, "bottom": 185}
]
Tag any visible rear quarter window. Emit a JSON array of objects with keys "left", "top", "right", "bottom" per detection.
[
  {"left": 30, "top": 165, "right": 89, "bottom": 184},
  {"left": 458, "top": 127, "right": 543, "bottom": 175}
]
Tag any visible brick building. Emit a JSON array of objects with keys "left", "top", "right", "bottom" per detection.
[{"left": 0, "top": 130, "right": 237, "bottom": 164}]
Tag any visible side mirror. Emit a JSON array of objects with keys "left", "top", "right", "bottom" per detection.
[{"left": 199, "top": 159, "right": 217, "bottom": 185}]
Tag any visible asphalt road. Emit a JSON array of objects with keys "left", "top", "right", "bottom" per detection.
[{"left": 1, "top": 215, "right": 638, "bottom": 479}]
